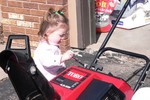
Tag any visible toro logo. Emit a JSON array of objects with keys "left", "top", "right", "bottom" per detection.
[{"left": 64, "top": 69, "right": 87, "bottom": 81}]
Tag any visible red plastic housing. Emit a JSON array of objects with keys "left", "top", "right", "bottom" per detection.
[{"left": 50, "top": 66, "right": 134, "bottom": 100}]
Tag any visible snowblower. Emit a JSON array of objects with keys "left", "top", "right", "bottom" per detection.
[{"left": 0, "top": 0, "right": 150, "bottom": 99}]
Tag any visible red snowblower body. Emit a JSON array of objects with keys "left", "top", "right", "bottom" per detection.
[{"left": 0, "top": 0, "right": 150, "bottom": 100}]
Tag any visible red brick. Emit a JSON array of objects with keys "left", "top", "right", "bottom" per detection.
[
  {"left": 33, "top": 23, "right": 40, "bottom": 29},
  {"left": 23, "top": 2, "right": 38, "bottom": 9},
  {"left": 3, "top": 32, "right": 11, "bottom": 42},
  {"left": 0, "top": 0, "right": 7, "bottom": 6},
  {"left": 1, "top": 0, "right": 69, "bottom": 51},
  {"left": 30, "top": 0, "right": 46, "bottom": 4},
  {"left": 2, "top": 12, "right": 8, "bottom": 18},
  {"left": 30, "top": 10, "right": 46, "bottom": 17},
  {"left": 55, "top": 6, "right": 63, "bottom": 11},
  {"left": 47, "top": 0, "right": 67, "bottom": 5},
  {"left": 3, "top": 31, "right": 13, "bottom": 38},
  {"left": 1, "top": 6, "right": 16, "bottom": 12},
  {"left": 15, "top": 8, "right": 30, "bottom": 15},
  {"left": 24, "top": 15, "right": 39, "bottom": 22},
  {"left": 3, "top": 25, "right": 11, "bottom": 32},
  {"left": 8, "top": 1, "right": 23, "bottom": 8},
  {"left": 32, "top": 29, "right": 39, "bottom": 35},
  {"left": 11, "top": 26, "right": 25, "bottom": 33},
  {"left": 39, "top": 4, "right": 55, "bottom": 10},
  {"left": 17, "top": 0, "right": 29, "bottom": 1},
  {"left": 26, "top": 28, "right": 39, "bottom": 35},
  {"left": 29, "top": 35, "right": 40, "bottom": 41}
]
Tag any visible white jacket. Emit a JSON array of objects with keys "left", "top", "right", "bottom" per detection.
[{"left": 33, "top": 41, "right": 65, "bottom": 81}]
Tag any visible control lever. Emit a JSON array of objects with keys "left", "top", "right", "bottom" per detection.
[
  {"left": 71, "top": 51, "right": 103, "bottom": 71},
  {"left": 72, "top": 57, "right": 104, "bottom": 73},
  {"left": 90, "top": 64, "right": 103, "bottom": 72},
  {"left": 72, "top": 57, "right": 88, "bottom": 68}
]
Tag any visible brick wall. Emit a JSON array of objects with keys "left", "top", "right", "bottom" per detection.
[{"left": 0, "top": 0, "right": 69, "bottom": 52}]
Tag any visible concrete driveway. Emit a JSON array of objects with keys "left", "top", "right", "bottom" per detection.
[{"left": 86, "top": 24, "right": 150, "bottom": 57}]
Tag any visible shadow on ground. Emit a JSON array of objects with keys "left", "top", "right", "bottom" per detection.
[{"left": 0, "top": 78, "right": 19, "bottom": 100}]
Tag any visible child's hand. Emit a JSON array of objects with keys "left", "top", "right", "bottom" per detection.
[{"left": 61, "top": 50, "right": 74, "bottom": 62}]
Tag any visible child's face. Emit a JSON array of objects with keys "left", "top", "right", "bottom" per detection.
[{"left": 47, "top": 28, "right": 66, "bottom": 45}]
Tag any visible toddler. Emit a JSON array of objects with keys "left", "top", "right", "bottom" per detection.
[{"left": 34, "top": 8, "right": 73, "bottom": 81}]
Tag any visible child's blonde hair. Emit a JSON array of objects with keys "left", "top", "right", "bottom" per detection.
[{"left": 38, "top": 8, "right": 69, "bottom": 38}]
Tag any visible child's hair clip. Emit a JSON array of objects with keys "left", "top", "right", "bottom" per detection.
[
  {"left": 55, "top": 11, "right": 64, "bottom": 15},
  {"left": 59, "top": 11, "right": 64, "bottom": 15},
  {"left": 55, "top": 11, "right": 59, "bottom": 14}
]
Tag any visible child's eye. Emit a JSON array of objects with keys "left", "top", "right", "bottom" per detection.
[{"left": 60, "top": 34, "right": 65, "bottom": 37}]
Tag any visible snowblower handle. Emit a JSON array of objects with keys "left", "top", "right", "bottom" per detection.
[
  {"left": 5, "top": 35, "right": 31, "bottom": 58},
  {"left": 72, "top": 57, "right": 88, "bottom": 68},
  {"left": 90, "top": 0, "right": 131, "bottom": 68}
]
